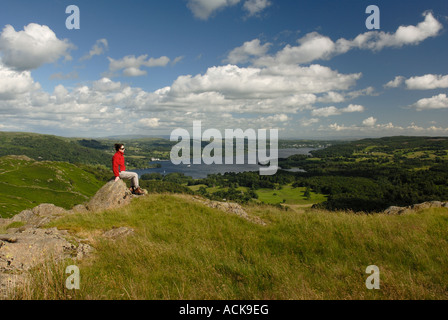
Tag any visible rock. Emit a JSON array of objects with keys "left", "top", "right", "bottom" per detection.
[
  {"left": 384, "top": 201, "right": 448, "bottom": 215},
  {"left": 0, "top": 227, "right": 85, "bottom": 273},
  {"left": 86, "top": 180, "right": 133, "bottom": 212},
  {"left": 384, "top": 206, "right": 408, "bottom": 215},
  {"left": 191, "top": 196, "right": 266, "bottom": 226},
  {"left": 11, "top": 204, "right": 68, "bottom": 228},
  {"left": 71, "top": 204, "right": 88, "bottom": 213},
  {"left": 103, "top": 227, "right": 135, "bottom": 240}
]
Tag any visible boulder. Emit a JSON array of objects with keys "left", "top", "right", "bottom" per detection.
[
  {"left": 191, "top": 196, "right": 266, "bottom": 226},
  {"left": 384, "top": 206, "right": 408, "bottom": 215},
  {"left": 103, "top": 227, "right": 135, "bottom": 240},
  {"left": 11, "top": 203, "right": 68, "bottom": 228},
  {"left": 384, "top": 201, "right": 448, "bottom": 215},
  {"left": 86, "top": 180, "right": 133, "bottom": 212}
]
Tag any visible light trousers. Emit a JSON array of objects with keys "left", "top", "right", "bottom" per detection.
[{"left": 119, "top": 171, "right": 139, "bottom": 188}]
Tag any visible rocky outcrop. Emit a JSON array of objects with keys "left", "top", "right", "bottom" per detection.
[
  {"left": 0, "top": 179, "right": 146, "bottom": 299},
  {"left": 11, "top": 204, "right": 70, "bottom": 228},
  {"left": 86, "top": 180, "right": 134, "bottom": 212},
  {"left": 191, "top": 196, "right": 267, "bottom": 226},
  {"left": 384, "top": 201, "right": 448, "bottom": 215},
  {"left": 0, "top": 227, "right": 94, "bottom": 298},
  {"left": 102, "top": 227, "right": 135, "bottom": 240}
]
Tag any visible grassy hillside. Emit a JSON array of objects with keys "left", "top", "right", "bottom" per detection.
[
  {"left": 12, "top": 194, "right": 448, "bottom": 300},
  {"left": 0, "top": 155, "right": 105, "bottom": 218},
  {"left": 0, "top": 132, "right": 111, "bottom": 167}
]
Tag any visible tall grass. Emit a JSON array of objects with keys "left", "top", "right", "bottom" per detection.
[{"left": 10, "top": 194, "right": 448, "bottom": 300}]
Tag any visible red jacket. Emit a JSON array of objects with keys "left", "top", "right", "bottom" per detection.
[{"left": 112, "top": 151, "right": 125, "bottom": 177}]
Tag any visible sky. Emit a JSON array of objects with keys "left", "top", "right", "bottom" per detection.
[{"left": 0, "top": 0, "right": 447, "bottom": 139}]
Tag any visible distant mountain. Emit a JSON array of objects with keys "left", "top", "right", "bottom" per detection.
[{"left": 100, "top": 134, "right": 171, "bottom": 140}]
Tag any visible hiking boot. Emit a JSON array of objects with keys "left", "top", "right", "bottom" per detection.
[{"left": 133, "top": 187, "right": 145, "bottom": 195}]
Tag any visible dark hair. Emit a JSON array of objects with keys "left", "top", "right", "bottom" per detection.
[{"left": 114, "top": 143, "right": 124, "bottom": 151}]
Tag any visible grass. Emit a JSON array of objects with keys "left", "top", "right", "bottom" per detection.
[
  {"left": 0, "top": 156, "right": 104, "bottom": 218},
  {"left": 10, "top": 194, "right": 448, "bottom": 300},
  {"left": 188, "top": 183, "right": 326, "bottom": 206},
  {"left": 256, "top": 184, "right": 326, "bottom": 205}
]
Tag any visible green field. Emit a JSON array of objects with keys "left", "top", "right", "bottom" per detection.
[
  {"left": 0, "top": 155, "right": 104, "bottom": 218},
  {"left": 188, "top": 183, "right": 326, "bottom": 206},
  {"left": 255, "top": 184, "right": 327, "bottom": 205}
]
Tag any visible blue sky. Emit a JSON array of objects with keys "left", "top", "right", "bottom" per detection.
[{"left": 0, "top": 0, "right": 447, "bottom": 138}]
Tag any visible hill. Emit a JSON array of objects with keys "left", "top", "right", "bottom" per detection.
[
  {"left": 0, "top": 132, "right": 111, "bottom": 167},
  {"left": 2, "top": 187, "right": 447, "bottom": 300},
  {"left": 0, "top": 155, "right": 105, "bottom": 218}
]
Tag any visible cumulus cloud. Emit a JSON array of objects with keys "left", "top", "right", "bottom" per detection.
[
  {"left": 405, "top": 74, "right": 448, "bottom": 90},
  {"left": 386, "top": 74, "right": 448, "bottom": 90},
  {"left": 252, "top": 12, "right": 442, "bottom": 67},
  {"left": 138, "top": 118, "right": 160, "bottom": 128},
  {"left": 108, "top": 54, "right": 170, "bottom": 77},
  {"left": 80, "top": 39, "right": 108, "bottom": 61},
  {"left": 187, "top": 0, "right": 271, "bottom": 20},
  {"left": 224, "top": 39, "right": 271, "bottom": 64},
  {"left": 311, "top": 104, "right": 365, "bottom": 117},
  {"left": 384, "top": 76, "right": 405, "bottom": 88},
  {"left": 187, "top": 0, "right": 240, "bottom": 20},
  {"left": 255, "top": 32, "right": 336, "bottom": 66},
  {"left": 411, "top": 94, "right": 448, "bottom": 111},
  {"left": 323, "top": 120, "right": 448, "bottom": 136},
  {"left": 0, "top": 23, "right": 74, "bottom": 71},
  {"left": 336, "top": 11, "right": 442, "bottom": 52},
  {"left": 243, "top": 0, "right": 271, "bottom": 17},
  {"left": 0, "top": 63, "right": 40, "bottom": 100},
  {"left": 92, "top": 77, "right": 122, "bottom": 92},
  {"left": 170, "top": 64, "right": 360, "bottom": 100},
  {"left": 362, "top": 116, "right": 377, "bottom": 127}
]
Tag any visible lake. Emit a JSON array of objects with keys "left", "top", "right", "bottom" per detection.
[{"left": 133, "top": 148, "right": 315, "bottom": 179}]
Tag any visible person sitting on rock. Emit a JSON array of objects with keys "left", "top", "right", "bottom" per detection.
[{"left": 112, "top": 143, "right": 144, "bottom": 195}]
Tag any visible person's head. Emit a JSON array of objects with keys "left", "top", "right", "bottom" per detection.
[{"left": 115, "top": 143, "right": 125, "bottom": 153}]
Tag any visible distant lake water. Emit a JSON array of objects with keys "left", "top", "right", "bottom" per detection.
[{"left": 133, "top": 148, "right": 316, "bottom": 179}]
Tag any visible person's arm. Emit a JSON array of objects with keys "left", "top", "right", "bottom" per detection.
[{"left": 112, "top": 154, "right": 120, "bottom": 181}]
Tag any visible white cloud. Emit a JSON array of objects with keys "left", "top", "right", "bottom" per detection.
[
  {"left": 405, "top": 74, "right": 448, "bottom": 90},
  {"left": 323, "top": 120, "right": 448, "bottom": 136},
  {"left": 225, "top": 39, "right": 271, "bottom": 64},
  {"left": 317, "top": 91, "right": 345, "bottom": 103},
  {"left": 253, "top": 12, "right": 442, "bottom": 67},
  {"left": 411, "top": 94, "right": 448, "bottom": 111},
  {"left": 108, "top": 54, "right": 170, "bottom": 77},
  {"left": 0, "top": 23, "right": 74, "bottom": 71},
  {"left": 385, "top": 76, "right": 405, "bottom": 88},
  {"left": 243, "top": 0, "right": 271, "bottom": 16},
  {"left": 311, "top": 106, "right": 340, "bottom": 117},
  {"left": 138, "top": 118, "right": 160, "bottom": 128},
  {"left": 342, "top": 104, "right": 365, "bottom": 113},
  {"left": 187, "top": 0, "right": 240, "bottom": 20},
  {"left": 80, "top": 39, "right": 108, "bottom": 61},
  {"left": 171, "top": 64, "right": 359, "bottom": 98},
  {"left": 362, "top": 116, "right": 377, "bottom": 127},
  {"left": 255, "top": 32, "right": 336, "bottom": 66},
  {"left": 92, "top": 78, "right": 122, "bottom": 92},
  {"left": 386, "top": 74, "right": 448, "bottom": 90},
  {"left": 0, "top": 63, "right": 40, "bottom": 100},
  {"left": 336, "top": 11, "right": 442, "bottom": 52},
  {"left": 311, "top": 104, "right": 365, "bottom": 117}
]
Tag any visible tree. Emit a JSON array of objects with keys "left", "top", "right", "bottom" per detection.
[{"left": 304, "top": 187, "right": 311, "bottom": 200}]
